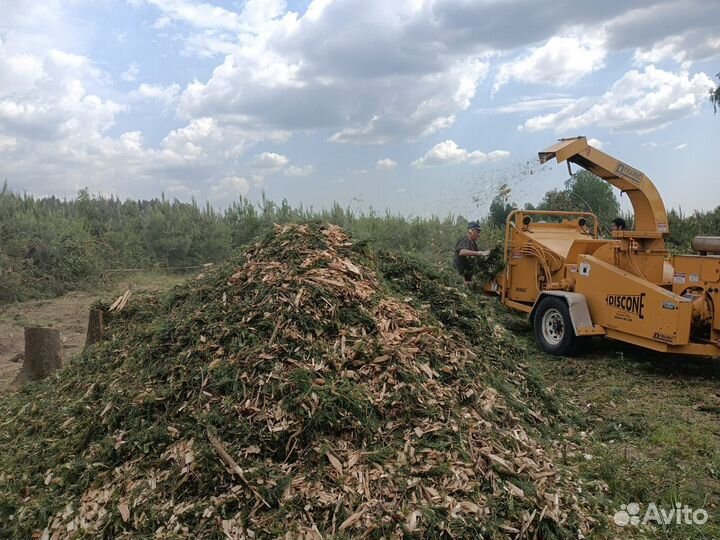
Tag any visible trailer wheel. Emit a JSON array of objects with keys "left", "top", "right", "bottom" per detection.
[{"left": 533, "top": 296, "right": 579, "bottom": 356}]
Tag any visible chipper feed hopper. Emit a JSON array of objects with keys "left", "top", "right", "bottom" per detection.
[{"left": 485, "top": 136, "right": 720, "bottom": 356}]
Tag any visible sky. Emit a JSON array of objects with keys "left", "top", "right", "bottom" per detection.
[{"left": 0, "top": 0, "right": 718, "bottom": 219}]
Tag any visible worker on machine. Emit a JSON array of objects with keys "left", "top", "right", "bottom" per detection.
[
  {"left": 610, "top": 216, "right": 640, "bottom": 250},
  {"left": 453, "top": 221, "right": 490, "bottom": 285}
]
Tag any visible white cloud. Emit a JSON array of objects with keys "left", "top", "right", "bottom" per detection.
[
  {"left": 633, "top": 36, "right": 687, "bottom": 66},
  {"left": 177, "top": 1, "right": 493, "bottom": 144},
  {"left": 183, "top": 32, "right": 239, "bottom": 58},
  {"left": 120, "top": 131, "right": 144, "bottom": 152},
  {"left": 633, "top": 34, "right": 720, "bottom": 69},
  {"left": 121, "top": 62, "right": 139, "bottom": 82},
  {"left": 489, "top": 96, "right": 577, "bottom": 114},
  {"left": 208, "top": 176, "right": 250, "bottom": 205},
  {"left": 0, "top": 40, "right": 44, "bottom": 96},
  {"left": 240, "top": 0, "right": 287, "bottom": 29},
  {"left": 0, "top": 134, "right": 17, "bottom": 152},
  {"left": 607, "top": 1, "right": 720, "bottom": 64},
  {"left": 0, "top": 2, "right": 84, "bottom": 60},
  {"left": 132, "top": 82, "right": 181, "bottom": 107},
  {"left": 128, "top": 0, "right": 245, "bottom": 31},
  {"left": 250, "top": 153, "right": 314, "bottom": 177},
  {"left": 157, "top": 120, "right": 290, "bottom": 168},
  {"left": 412, "top": 140, "right": 510, "bottom": 168},
  {"left": 325, "top": 58, "right": 489, "bottom": 144},
  {"left": 0, "top": 0, "right": 293, "bottom": 199},
  {"left": 151, "top": 16, "right": 174, "bottom": 30},
  {"left": 0, "top": 47, "right": 122, "bottom": 142},
  {"left": 396, "top": 187, "right": 407, "bottom": 193},
  {"left": 587, "top": 138, "right": 606, "bottom": 150},
  {"left": 284, "top": 164, "right": 314, "bottom": 176},
  {"left": 161, "top": 117, "right": 218, "bottom": 160},
  {"left": 493, "top": 34, "right": 607, "bottom": 94},
  {"left": 0, "top": 28, "right": 296, "bottom": 197},
  {"left": 132, "top": 0, "right": 288, "bottom": 57},
  {"left": 253, "top": 151, "right": 289, "bottom": 171},
  {"left": 522, "top": 66, "right": 714, "bottom": 134},
  {"left": 0, "top": 84, "right": 289, "bottom": 198},
  {"left": 158, "top": 0, "right": 714, "bottom": 150},
  {"left": 376, "top": 158, "right": 397, "bottom": 171},
  {"left": 2, "top": 0, "right": 719, "bottom": 211},
  {"left": 638, "top": 140, "right": 687, "bottom": 150}
]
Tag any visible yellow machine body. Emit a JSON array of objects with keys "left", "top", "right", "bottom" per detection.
[{"left": 486, "top": 137, "right": 720, "bottom": 357}]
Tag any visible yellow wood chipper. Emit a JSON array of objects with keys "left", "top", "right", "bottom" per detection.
[{"left": 485, "top": 136, "right": 720, "bottom": 357}]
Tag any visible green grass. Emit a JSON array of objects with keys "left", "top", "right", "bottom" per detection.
[{"left": 506, "top": 315, "right": 720, "bottom": 539}]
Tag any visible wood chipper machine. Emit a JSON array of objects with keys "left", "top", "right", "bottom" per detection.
[{"left": 484, "top": 136, "right": 720, "bottom": 357}]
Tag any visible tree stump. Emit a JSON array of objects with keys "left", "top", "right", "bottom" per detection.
[
  {"left": 21, "top": 327, "right": 63, "bottom": 381},
  {"left": 85, "top": 307, "right": 105, "bottom": 347}
]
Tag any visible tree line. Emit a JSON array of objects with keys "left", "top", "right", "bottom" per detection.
[
  {"left": 0, "top": 184, "right": 472, "bottom": 303},
  {"left": 488, "top": 171, "right": 720, "bottom": 251},
  {"left": 1, "top": 174, "right": 718, "bottom": 304}
]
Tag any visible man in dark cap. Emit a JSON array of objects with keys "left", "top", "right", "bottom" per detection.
[{"left": 453, "top": 221, "right": 490, "bottom": 285}]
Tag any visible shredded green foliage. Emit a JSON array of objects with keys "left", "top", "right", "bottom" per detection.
[
  {"left": 0, "top": 223, "right": 599, "bottom": 539},
  {"left": 472, "top": 243, "right": 507, "bottom": 285}
]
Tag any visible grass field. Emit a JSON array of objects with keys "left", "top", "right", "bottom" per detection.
[{"left": 503, "top": 313, "right": 720, "bottom": 539}]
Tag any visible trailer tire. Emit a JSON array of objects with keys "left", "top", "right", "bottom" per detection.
[{"left": 533, "top": 296, "right": 579, "bottom": 356}]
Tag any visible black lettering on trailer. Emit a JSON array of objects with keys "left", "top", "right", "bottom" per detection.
[{"left": 605, "top": 293, "right": 645, "bottom": 319}]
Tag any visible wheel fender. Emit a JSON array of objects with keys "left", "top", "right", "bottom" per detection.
[{"left": 530, "top": 292, "right": 594, "bottom": 336}]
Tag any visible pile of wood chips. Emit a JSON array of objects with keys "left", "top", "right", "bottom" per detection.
[{"left": 0, "top": 223, "right": 598, "bottom": 539}]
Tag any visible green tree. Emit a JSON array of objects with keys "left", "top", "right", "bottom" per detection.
[
  {"left": 488, "top": 194, "right": 517, "bottom": 228},
  {"left": 484, "top": 183, "right": 517, "bottom": 229},
  {"left": 711, "top": 72, "right": 720, "bottom": 114},
  {"left": 566, "top": 171, "right": 621, "bottom": 225},
  {"left": 537, "top": 171, "right": 620, "bottom": 228}
]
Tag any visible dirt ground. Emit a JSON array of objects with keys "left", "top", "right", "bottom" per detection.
[
  {"left": 0, "top": 292, "right": 95, "bottom": 393},
  {"left": 0, "top": 273, "right": 187, "bottom": 394}
]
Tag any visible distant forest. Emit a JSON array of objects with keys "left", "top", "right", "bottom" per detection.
[
  {"left": 0, "top": 185, "right": 472, "bottom": 303},
  {"left": 1, "top": 176, "right": 719, "bottom": 303}
]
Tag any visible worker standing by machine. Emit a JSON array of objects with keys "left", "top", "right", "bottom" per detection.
[{"left": 454, "top": 221, "right": 490, "bottom": 285}]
